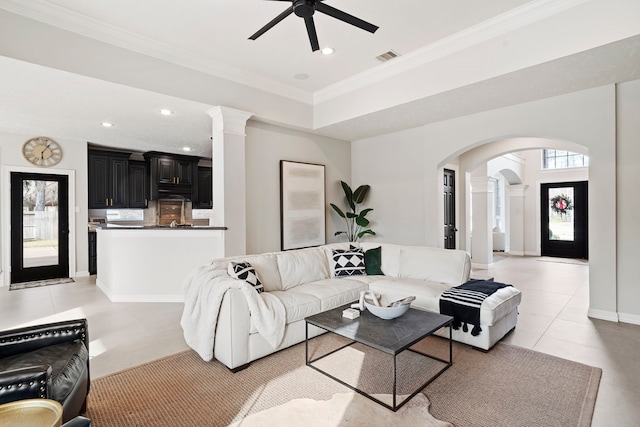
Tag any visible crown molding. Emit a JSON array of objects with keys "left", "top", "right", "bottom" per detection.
[
  {"left": 313, "top": 0, "right": 590, "bottom": 104},
  {"left": 0, "top": 0, "right": 313, "bottom": 104}
]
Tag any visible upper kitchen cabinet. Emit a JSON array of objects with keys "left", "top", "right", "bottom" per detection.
[
  {"left": 195, "top": 166, "right": 213, "bottom": 209},
  {"left": 88, "top": 149, "right": 130, "bottom": 209},
  {"left": 144, "top": 151, "right": 199, "bottom": 200},
  {"left": 128, "top": 160, "right": 149, "bottom": 208}
]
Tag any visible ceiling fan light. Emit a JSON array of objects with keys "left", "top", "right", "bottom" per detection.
[{"left": 321, "top": 47, "right": 334, "bottom": 55}]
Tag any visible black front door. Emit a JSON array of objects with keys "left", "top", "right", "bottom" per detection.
[
  {"left": 10, "top": 172, "right": 70, "bottom": 284},
  {"left": 541, "top": 181, "right": 588, "bottom": 259},
  {"left": 444, "top": 169, "right": 457, "bottom": 249}
]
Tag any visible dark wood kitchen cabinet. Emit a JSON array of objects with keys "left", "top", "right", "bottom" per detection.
[
  {"left": 88, "top": 150, "right": 130, "bottom": 209},
  {"left": 144, "top": 151, "right": 199, "bottom": 200},
  {"left": 195, "top": 166, "right": 213, "bottom": 209},
  {"left": 88, "top": 231, "right": 97, "bottom": 275},
  {"left": 128, "top": 160, "right": 149, "bottom": 208}
]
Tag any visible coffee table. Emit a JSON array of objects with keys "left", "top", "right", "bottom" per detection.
[{"left": 305, "top": 304, "right": 453, "bottom": 411}]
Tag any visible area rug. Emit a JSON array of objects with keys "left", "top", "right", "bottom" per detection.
[
  {"left": 9, "top": 277, "right": 74, "bottom": 290},
  {"left": 229, "top": 392, "right": 452, "bottom": 427},
  {"left": 86, "top": 336, "right": 601, "bottom": 427}
]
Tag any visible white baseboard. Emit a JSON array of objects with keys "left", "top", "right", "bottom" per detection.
[
  {"left": 471, "top": 262, "right": 495, "bottom": 270},
  {"left": 74, "top": 270, "right": 90, "bottom": 278},
  {"left": 587, "top": 308, "right": 619, "bottom": 322},
  {"left": 525, "top": 251, "right": 539, "bottom": 256},
  {"left": 618, "top": 312, "right": 640, "bottom": 325},
  {"left": 508, "top": 251, "right": 524, "bottom": 256}
]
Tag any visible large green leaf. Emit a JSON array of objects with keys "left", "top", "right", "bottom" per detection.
[
  {"left": 340, "top": 181, "right": 355, "bottom": 210},
  {"left": 330, "top": 203, "right": 346, "bottom": 218},
  {"left": 346, "top": 212, "right": 358, "bottom": 218},
  {"left": 357, "top": 229, "right": 376, "bottom": 239},
  {"left": 356, "top": 216, "right": 369, "bottom": 227},
  {"left": 359, "top": 208, "right": 373, "bottom": 217},
  {"left": 352, "top": 185, "right": 370, "bottom": 204}
]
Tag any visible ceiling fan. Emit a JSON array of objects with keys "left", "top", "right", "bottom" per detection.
[{"left": 249, "top": 0, "right": 379, "bottom": 52}]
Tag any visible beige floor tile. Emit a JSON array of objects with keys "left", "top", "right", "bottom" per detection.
[{"left": 1, "top": 256, "right": 639, "bottom": 424}]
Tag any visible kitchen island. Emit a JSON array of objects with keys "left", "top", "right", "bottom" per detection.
[{"left": 94, "top": 225, "right": 226, "bottom": 302}]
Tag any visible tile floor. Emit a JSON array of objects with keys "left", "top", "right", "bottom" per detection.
[{"left": 1, "top": 255, "right": 639, "bottom": 425}]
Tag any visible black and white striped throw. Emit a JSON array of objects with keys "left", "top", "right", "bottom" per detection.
[{"left": 439, "top": 279, "right": 512, "bottom": 336}]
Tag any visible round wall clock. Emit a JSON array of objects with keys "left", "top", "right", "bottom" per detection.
[{"left": 22, "top": 137, "right": 63, "bottom": 167}]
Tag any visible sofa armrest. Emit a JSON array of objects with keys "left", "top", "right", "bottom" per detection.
[
  {"left": 0, "top": 319, "right": 88, "bottom": 359},
  {"left": 0, "top": 366, "right": 52, "bottom": 403},
  {"left": 213, "top": 288, "right": 252, "bottom": 370}
]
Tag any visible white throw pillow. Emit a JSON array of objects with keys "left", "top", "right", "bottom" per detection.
[{"left": 276, "top": 248, "right": 330, "bottom": 290}]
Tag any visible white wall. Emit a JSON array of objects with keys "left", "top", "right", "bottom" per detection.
[
  {"left": 350, "top": 126, "right": 426, "bottom": 245},
  {"left": 245, "top": 121, "right": 351, "bottom": 255},
  {"left": 616, "top": 79, "right": 640, "bottom": 323},
  {"left": 352, "top": 84, "right": 620, "bottom": 320},
  {"left": 0, "top": 131, "right": 89, "bottom": 285}
]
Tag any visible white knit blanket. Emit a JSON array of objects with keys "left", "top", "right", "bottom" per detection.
[{"left": 180, "top": 264, "right": 286, "bottom": 362}]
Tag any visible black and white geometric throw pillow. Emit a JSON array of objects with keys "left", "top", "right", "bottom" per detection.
[
  {"left": 228, "top": 262, "right": 264, "bottom": 293},
  {"left": 332, "top": 248, "right": 366, "bottom": 277}
]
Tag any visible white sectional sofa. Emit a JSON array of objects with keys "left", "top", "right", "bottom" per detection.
[{"left": 181, "top": 242, "right": 521, "bottom": 371}]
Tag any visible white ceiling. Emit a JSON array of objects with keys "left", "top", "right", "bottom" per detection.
[{"left": 0, "top": 0, "right": 639, "bottom": 158}]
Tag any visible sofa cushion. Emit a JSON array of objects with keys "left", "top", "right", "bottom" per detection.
[
  {"left": 369, "top": 277, "right": 521, "bottom": 326},
  {"left": 276, "top": 248, "right": 329, "bottom": 290},
  {"left": 368, "top": 277, "right": 451, "bottom": 313},
  {"left": 294, "top": 279, "right": 369, "bottom": 311},
  {"left": 264, "top": 291, "right": 322, "bottom": 325},
  {"left": 332, "top": 248, "right": 366, "bottom": 277},
  {"left": 360, "top": 243, "right": 402, "bottom": 277},
  {"left": 216, "top": 253, "right": 282, "bottom": 292},
  {"left": 398, "top": 246, "right": 470, "bottom": 285},
  {"left": 228, "top": 262, "right": 264, "bottom": 293},
  {"left": 0, "top": 341, "right": 88, "bottom": 402}
]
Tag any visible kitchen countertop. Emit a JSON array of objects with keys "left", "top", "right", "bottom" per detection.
[{"left": 90, "top": 224, "right": 227, "bottom": 230}]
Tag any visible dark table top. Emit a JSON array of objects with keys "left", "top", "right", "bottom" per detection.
[{"left": 306, "top": 304, "right": 453, "bottom": 355}]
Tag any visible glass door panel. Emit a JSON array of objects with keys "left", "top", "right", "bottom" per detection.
[
  {"left": 548, "top": 187, "right": 574, "bottom": 241},
  {"left": 22, "top": 179, "right": 60, "bottom": 268}
]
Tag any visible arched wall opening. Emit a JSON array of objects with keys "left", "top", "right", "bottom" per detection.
[{"left": 439, "top": 137, "right": 589, "bottom": 269}]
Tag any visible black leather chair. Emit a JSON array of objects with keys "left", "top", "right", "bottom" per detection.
[{"left": 0, "top": 319, "right": 90, "bottom": 423}]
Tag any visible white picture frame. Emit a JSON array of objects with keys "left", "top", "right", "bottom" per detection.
[{"left": 280, "top": 160, "right": 326, "bottom": 250}]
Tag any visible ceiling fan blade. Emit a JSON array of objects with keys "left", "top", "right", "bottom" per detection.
[
  {"left": 316, "top": 3, "right": 378, "bottom": 34},
  {"left": 304, "top": 16, "right": 320, "bottom": 51},
  {"left": 249, "top": 6, "right": 294, "bottom": 40}
]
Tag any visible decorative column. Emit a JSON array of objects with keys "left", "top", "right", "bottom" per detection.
[
  {"left": 470, "top": 177, "right": 496, "bottom": 269},
  {"left": 207, "top": 106, "right": 253, "bottom": 257},
  {"left": 508, "top": 184, "right": 528, "bottom": 256}
]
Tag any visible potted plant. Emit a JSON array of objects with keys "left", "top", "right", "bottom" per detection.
[{"left": 330, "top": 181, "right": 375, "bottom": 242}]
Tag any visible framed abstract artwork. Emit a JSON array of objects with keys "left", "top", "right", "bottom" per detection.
[{"left": 280, "top": 160, "right": 326, "bottom": 250}]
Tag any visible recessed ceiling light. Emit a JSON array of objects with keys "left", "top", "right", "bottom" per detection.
[
  {"left": 160, "top": 109, "right": 173, "bottom": 116},
  {"left": 321, "top": 47, "right": 334, "bottom": 55},
  {"left": 100, "top": 122, "right": 114, "bottom": 127},
  {"left": 182, "top": 146, "right": 193, "bottom": 152}
]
